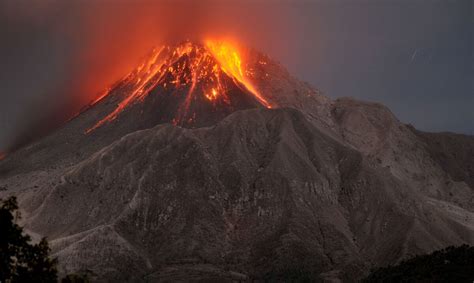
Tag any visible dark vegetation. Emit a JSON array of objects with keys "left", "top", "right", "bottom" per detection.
[
  {"left": 363, "top": 245, "right": 474, "bottom": 282},
  {"left": 0, "top": 196, "right": 90, "bottom": 283},
  {"left": 0, "top": 196, "right": 57, "bottom": 282}
]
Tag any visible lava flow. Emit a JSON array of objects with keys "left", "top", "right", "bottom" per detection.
[
  {"left": 205, "top": 40, "right": 271, "bottom": 108},
  {"left": 85, "top": 40, "right": 272, "bottom": 134}
]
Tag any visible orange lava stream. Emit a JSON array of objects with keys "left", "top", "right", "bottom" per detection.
[
  {"left": 90, "top": 87, "right": 112, "bottom": 106},
  {"left": 86, "top": 46, "right": 166, "bottom": 133},
  {"left": 205, "top": 40, "right": 272, "bottom": 108}
]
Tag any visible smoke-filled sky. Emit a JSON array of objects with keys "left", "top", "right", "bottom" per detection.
[{"left": 0, "top": 0, "right": 472, "bottom": 150}]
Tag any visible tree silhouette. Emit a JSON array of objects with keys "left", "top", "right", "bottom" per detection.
[{"left": 0, "top": 196, "right": 57, "bottom": 282}]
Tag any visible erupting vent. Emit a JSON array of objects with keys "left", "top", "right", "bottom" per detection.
[{"left": 85, "top": 40, "right": 272, "bottom": 133}]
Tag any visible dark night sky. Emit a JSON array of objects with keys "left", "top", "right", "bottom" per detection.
[
  {"left": 282, "top": 0, "right": 473, "bottom": 135},
  {"left": 0, "top": 0, "right": 472, "bottom": 151}
]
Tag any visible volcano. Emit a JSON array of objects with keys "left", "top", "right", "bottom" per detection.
[{"left": 0, "top": 40, "right": 473, "bottom": 282}]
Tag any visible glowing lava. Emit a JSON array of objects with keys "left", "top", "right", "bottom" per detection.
[
  {"left": 85, "top": 40, "right": 273, "bottom": 133},
  {"left": 205, "top": 40, "right": 271, "bottom": 108},
  {"left": 86, "top": 46, "right": 167, "bottom": 133}
]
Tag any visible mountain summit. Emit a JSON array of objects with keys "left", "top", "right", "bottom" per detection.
[{"left": 82, "top": 40, "right": 272, "bottom": 134}]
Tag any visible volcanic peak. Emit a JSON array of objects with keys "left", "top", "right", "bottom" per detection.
[{"left": 86, "top": 40, "right": 272, "bottom": 133}]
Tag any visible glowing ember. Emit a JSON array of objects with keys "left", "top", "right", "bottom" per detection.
[
  {"left": 85, "top": 40, "right": 273, "bottom": 133},
  {"left": 0, "top": 152, "right": 6, "bottom": 161},
  {"left": 205, "top": 88, "right": 219, "bottom": 101}
]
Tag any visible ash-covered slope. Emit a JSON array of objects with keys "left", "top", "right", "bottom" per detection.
[
  {"left": 11, "top": 109, "right": 473, "bottom": 281},
  {"left": 0, "top": 40, "right": 473, "bottom": 282},
  {"left": 410, "top": 127, "right": 474, "bottom": 189},
  {"left": 331, "top": 98, "right": 473, "bottom": 211}
]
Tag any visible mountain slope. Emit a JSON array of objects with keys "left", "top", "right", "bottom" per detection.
[
  {"left": 331, "top": 98, "right": 473, "bottom": 212},
  {"left": 1, "top": 108, "right": 470, "bottom": 281},
  {"left": 410, "top": 127, "right": 474, "bottom": 189}
]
